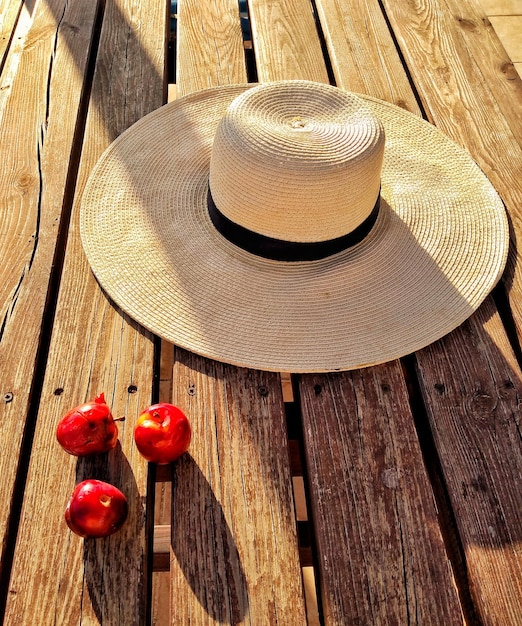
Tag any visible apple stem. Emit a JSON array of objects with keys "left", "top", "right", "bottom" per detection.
[
  {"left": 99, "top": 494, "right": 112, "bottom": 507},
  {"left": 114, "top": 416, "right": 126, "bottom": 422}
]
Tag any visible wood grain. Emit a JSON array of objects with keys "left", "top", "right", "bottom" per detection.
[
  {"left": 415, "top": 297, "right": 522, "bottom": 625},
  {"left": 151, "top": 488, "right": 171, "bottom": 622},
  {"left": 0, "top": 0, "right": 519, "bottom": 624},
  {"left": 0, "top": 3, "right": 34, "bottom": 125},
  {"left": 314, "top": 0, "right": 421, "bottom": 112},
  {"left": 250, "top": 1, "right": 464, "bottom": 622},
  {"left": 448, "top": 0, "right": 522, "bottom": 144},
  {"left": 170, "top": 349, "right": 307, "bottom": 624},
  {"left": 176, "top": 0, "right": 247, "bottom": 97},
  {"left": 299, "top": 364, "right": 465, "bottom": 625},
  {"left": 248, "top": 0, "right": 329, "bottom": 83},
  {"left": 171, "top": 5, "right": 307, "bottom": 622},
  {"left": 3, "top": 0, "right": 166, "bottom": 622},
  {"left": 0, "top": 0, "right": 98, "bottom": 582},
  {"left": 368, "top": 1, "right": 522, "bottom": 622},
  {"left": 379, "top": 0, "right": 522, "bottom": 343},
  {"left": 0, "top": 0, "right": 23, "bottom": 71}
]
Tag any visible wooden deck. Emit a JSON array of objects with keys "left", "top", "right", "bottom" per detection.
[{"left": 0, "top": 0, "right": 521, "bottom": 624}]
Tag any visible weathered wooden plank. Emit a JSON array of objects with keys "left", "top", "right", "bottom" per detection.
[
  {"left": 299, "top": 364, "right": 465, "bottom": 625},
  {"left": 367, "top": 1, "right": 522, "bottom": 623},
  {"left": 171, "top": 3, "right": 307, "bottom": 622},
  {"left": 3, "top": 0, "right": 166, "bottom": 622},
  {"left": 153, "top": 454, "right": 171, "bottom": 623},
  {"left": 151, "top": 487, "right": 171, "bottom": 621},
  {"left": 0, "top": 0, "right": 23, "bottom": 72},
  {"left": 415, "top": 298, "right": 522, "bottom": 626},
  {"left": 0, "top": 2, "right": 34, "bottom": 124},
  {"left": 412, "top": 0, "right": 522, "bottom": 146},
  {"left": 176, "top": 0, "right": 247, "bottom": 97},
  {"left": 170, "top": 349, "right": 307, "bottom": 624},
  {"left": 309, "top": 1, "right": 522, "bottom": 621},
  {"left": 0, "top": 0, "right": 98, "bottom": 584},
  {"left": 460, "top": 1, "right": 522, "bottom": 145},
  {"left": 248, "top": 0, "right": 329, "bottom": 83},
  {"left": 314, "top": 0, "right": 421, "bottom": 112},
  {"left": 379, "top": 0, "right": 522, "bottom": 340},
  {"left": 247, "top": 0, "right": 465, "bottom": 622}
]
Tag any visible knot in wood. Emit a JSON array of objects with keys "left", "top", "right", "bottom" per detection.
[
  {"left": 457, "top": 17, "right": 478, "bottom": 32},
  {"left": 15, "top": 172, "right": 36, "bottom": 193},
  {"left": 468, "top": 388, "right": 497, "bottom": 422},
  {"left": 62, "top": 22, "right": 80, "bottom": 34},
  {"left": 394, "top": 99, "right": 409, "bottom": 111},
  {"left": 501, "top": 61, "right": 517, "bottom": 80},
  {"left": 434, "top": 382, "right": 445, "bottom": 395}
]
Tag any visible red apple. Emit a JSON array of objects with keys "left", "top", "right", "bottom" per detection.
[
  {"left": 134, "top": 403, "right": 191, "bottom": 464},
  {"left": 65, "top": 479, "right": 128, "bottom": 538},
  {"left": 56, "top": 392, "right": 123, "bottom": 456}
]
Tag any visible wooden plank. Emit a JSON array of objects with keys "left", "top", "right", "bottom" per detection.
[
  {"left": 247, "top": 0, "right": 329, "bottom": 83},
  {"left": 176, "top": 0, "right": 247, "bottom": 97},
  {"left": 170, "top": 350, "right": 307, "bottom": 624},
  {"left": 0, "top": 0, "right": 98, "bottom": 584},
  {"left": 314, "top": 0, "right": 421, "bottom": 112},
  {"left": 366, "top": 1, "right": 522, "bottom": 622},
  {"left": 152, "top": 472, "right": 170, "bottom": 622},
  {"left": 3, "top": 0, "right": 166, "bottom": 622},
  {"left": 309, "top": 1, "right": 522, "bottom": 621},
  {"left": 415, "top": 298, "right": 522, "bottom": 625},
  {"left": 153, "top": 524, "right": 171, "bottom": 572},
  {"left": 171, "top": 3, "right": 306, "bottom": 622},
  {"left": 0, "top": 2, "right": 33, "bottom": 125},
  {"left": 156, "top": 521, "right": 314, "bottom": 571},
  {"left": 463, "top": 2, "right": 522, "bottom": 145},
  {"left": 408, "top": 0, "right": 522, "bottom": 146},
  {"left": 299, "top": 365, "right": 465, "bottom": 624},
  {"left": 248, "top": 0, "right": 464, "bottom": 622},
  {"left": 379, "top": 0, "right": 522, "bottom": 341},
  {"left": 0, "top": 0, "right": 23, "bottom": 71}
]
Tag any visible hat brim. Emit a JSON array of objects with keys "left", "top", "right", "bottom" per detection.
[{"left": 80, "top": 84, "right": 508, "bottom": 372}]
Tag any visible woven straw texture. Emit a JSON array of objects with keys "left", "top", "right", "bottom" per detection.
[
  {"left": 209, "top": 82, "right": 384, "bottom": 242},
  {"left": 80, "top": 82, "right": 509, "bottom": 373}
]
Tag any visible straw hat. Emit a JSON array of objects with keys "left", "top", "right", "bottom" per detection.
[{"left": 80, "top": 81, "right": 508, "bottom": 372}]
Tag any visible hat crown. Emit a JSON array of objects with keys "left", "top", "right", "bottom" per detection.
[{"left": 209, "top": 81, "right": 385, "bottom": 244}]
